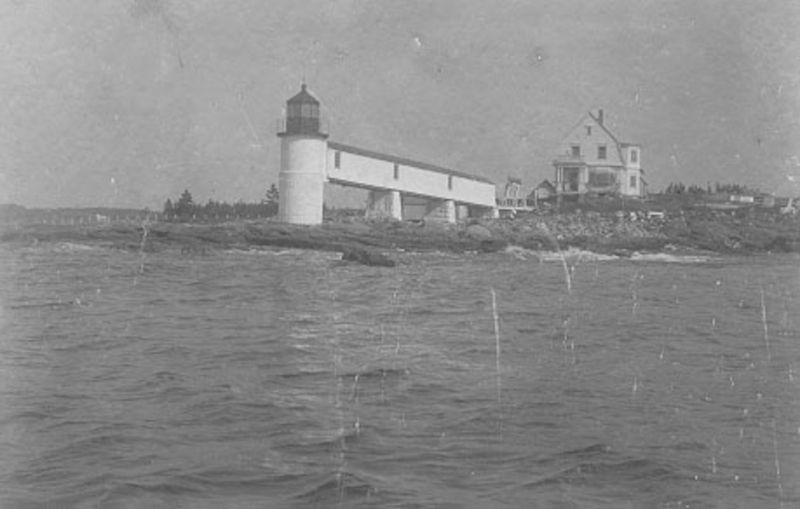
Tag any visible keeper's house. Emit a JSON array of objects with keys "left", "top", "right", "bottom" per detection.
[
  {"left": 552, "top": 110, "right": 646, "bottom": 200},
  {"left": 276, "top": 85, "right": 497, "bottom": 225}
]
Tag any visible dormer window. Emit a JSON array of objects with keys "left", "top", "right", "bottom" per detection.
[
  {"left": 630, "top": 149, "right": 638, "bottom": 163},
  {"left": 598, "top": 145, "right": 607, "bottom": 160}
]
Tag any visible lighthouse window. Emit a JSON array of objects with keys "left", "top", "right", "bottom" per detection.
[
  {"left": 448, "top": 175, "right": 453, "bottom": 190},
  {"left": 393, "top": 163, "right": 399, "bottom": 180},
  {"left": 630, "top": 149, "right": 638, "bottom": 163},
  {"left": 585, "top": 125, "right": 592, "bottom": 136},
  {"left": 334, "top": 151, "right": 341, "bottom": 169}
]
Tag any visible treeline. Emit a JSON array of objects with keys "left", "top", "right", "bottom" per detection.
[
  {"left": 663, "top": 182, "right": 760, "bottom": 195},
  {"left": 162, "top": 185, "right": 279, "bottom": 222}
]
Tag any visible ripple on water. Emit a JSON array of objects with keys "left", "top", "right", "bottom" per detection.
[{"left": 0, "top": 247, "right": 798, "bottom": 507}]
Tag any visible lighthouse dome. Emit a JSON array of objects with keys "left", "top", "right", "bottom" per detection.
[
  {"left": 282, "top": 84, "right": 325, "bottom": 136},
  {"left": 287, "top": 84, "right": 320, "bottom": 106}
]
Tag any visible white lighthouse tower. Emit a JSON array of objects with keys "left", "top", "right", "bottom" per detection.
[{"left": 277, "top": 84, "right": 328, "bottom": 224}]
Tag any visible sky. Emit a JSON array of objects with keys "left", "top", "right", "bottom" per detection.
[{"left": 1, "top": 0, "right": 799, "bottom": 208}]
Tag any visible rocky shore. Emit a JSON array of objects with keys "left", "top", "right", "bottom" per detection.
[{"left": 2, "top": 207, "right": 798, "bottom": 266}]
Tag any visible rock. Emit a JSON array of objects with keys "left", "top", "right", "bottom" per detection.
[
  {"left": 478, "top": 239, "right": 507, "bottom": 253},
  {"left": 465, "top": 224, "right": 492, "bottom": 241},
  {"left": 327, "top": 221, "right": 372, "bottom": 235},
  {"left": 611, "top": 249, "right": 633, "bottom": 258},
  {"left": 340, "top": 247, "right": 396, "bottom": 267}
]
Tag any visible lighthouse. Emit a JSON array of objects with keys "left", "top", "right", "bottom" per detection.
[
  {"left": 277, "top": 84, "right": 328, "bottom": 225},
  {"left": 275, "top": 84, "right": 498, "bottom": 224}
]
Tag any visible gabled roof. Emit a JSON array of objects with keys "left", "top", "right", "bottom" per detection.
[
  {"left": 287, "top": 84, "right": 320, "bottom": 105},
  {"left": 526, "top": 180, "right": 557, "bottom": 199},
  {"left": 587, "top": 111, "right": 625, "bottom": 162},
  {"left": 536, "top": 179, "right": 556, "bottom": 191},
  {"left": 559, "top": 110, "right": 638, "bottom": 167}
]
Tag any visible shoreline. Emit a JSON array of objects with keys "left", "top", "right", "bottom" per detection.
[{"left": 2, "top": 209, "right": 798, "bottom": 265}]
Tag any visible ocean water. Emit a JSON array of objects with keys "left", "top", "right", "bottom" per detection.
[{"left": 0, "top": 243, "right": 798, "bottom": 508}]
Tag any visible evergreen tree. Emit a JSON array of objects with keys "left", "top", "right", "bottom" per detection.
[
  {"left": 265, "top": 184, "right": 279, "bottom": 204},
  {"left": 175, "top": 189, "right": 195, "bottom": 218},
  {"left": 163, "top": 198, "right": 174, "bottom": 218},
  {"left": 263, "top": 183, "right": 279, "bottom": 216},
  {"left": 178, "top": 189, "right": 193, "bottom": 207}
]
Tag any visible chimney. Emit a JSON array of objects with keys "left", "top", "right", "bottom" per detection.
[{"left": 597, "top": 109, "right": 604, "bottom": 125}]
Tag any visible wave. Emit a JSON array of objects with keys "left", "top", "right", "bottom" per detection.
[
  {"left": 503, "top": 245, "right": 718, "bottom": 263},
  {"left": 9, "top": 300, "right": 79, "bottom": 310},
  {"left": 343, "top": 366, "right": 415, "bottom": 403},
  {"left": 289, "top": 470, "right": 379, "bottom": 505},
  {"left": 518, "top": 444, "right": 682, "bottom": 489},
  {"left": 340, "top": 367, "right": 411, "bottom": 383},
  {"left": 222, "top": 247, "right": 305, "bottom": 256},
  {"left": 522, "top": 458, "right": 678, "bottom": 487},
  {"left": 282, "top": 424, "right": 366, "bottom": 455},
  {"left": 504, "top": 245, "right": 616, "bottom": 262},
  {"left": 629, "top": 252, "right": 718, "bottom": 263},
  {"left": 55, "top": 242, "right": 98, "bottom": 252}
]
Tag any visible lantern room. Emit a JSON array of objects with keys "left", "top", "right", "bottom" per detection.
[{"left": 279, "top": 84, "right": 326, "bottom": 137}]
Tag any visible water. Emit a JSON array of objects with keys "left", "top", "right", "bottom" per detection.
[{"left": 1, "top": 243, "right": 798, "bottom": 508}]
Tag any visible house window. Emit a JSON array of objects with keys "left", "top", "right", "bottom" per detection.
[
  {"left": 585, "top": 125, "right": 592, "bottom": 136},
  {"left": 598, "top": 145, "right": 607, "bottom": 160},
  {"left": 630, "top": 149, "right": 638, "bottom": 163},
  {"left": 588, "top": 170, "right": 615, "bottom": 187},
  {"left": 334, "top": 151, "right": 341, "bottom": 168},
  {"left": 630, "top": 175, "right": 637, "bottom": 188},
  {"left": 393, "top": 163, "right": 399, "bottom": 180},
  {"left": 571, "top": 145, "right": 581, "bottom": 158},
  {"left": 448, "top": 175, "right": 453, "bottom": 190}
]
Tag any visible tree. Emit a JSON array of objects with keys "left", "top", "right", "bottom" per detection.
[
  {"left": 178, "top": 189, "right": 193, "bottom": 207},
  {"left": 174, "top": 189, "right": 195, "bottom": 218},
  {"left": 163, "top": 198, "right": 174, "bottom": 218},
  {"left": 265, "top": 183, "right": 279, "bottom": 204},
  {"left": 262, "top": 183, "right": 279, "bottom": 217}
]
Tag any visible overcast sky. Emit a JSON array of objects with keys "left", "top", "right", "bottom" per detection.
[{"left": 1, "top": 0, "right": 798, "bottom": 208}]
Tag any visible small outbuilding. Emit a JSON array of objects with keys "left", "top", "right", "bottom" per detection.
[{"left": 528, "top": 179, "right": 557, "bottom": 203}]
